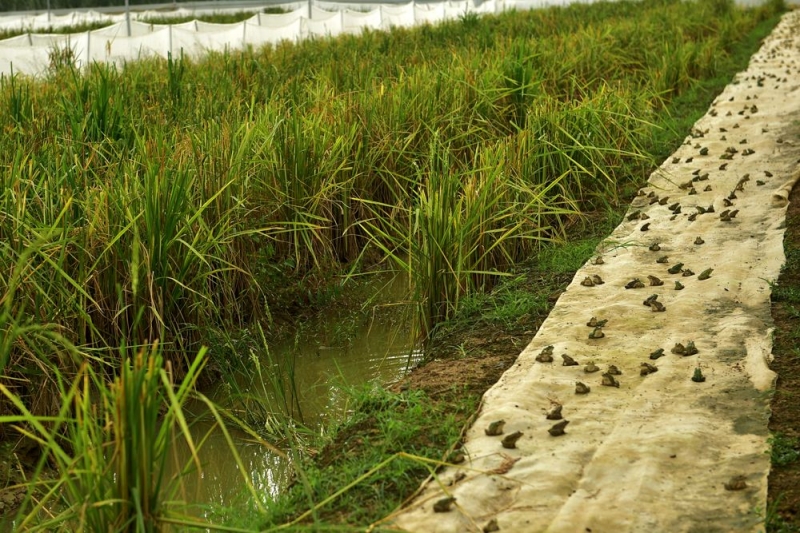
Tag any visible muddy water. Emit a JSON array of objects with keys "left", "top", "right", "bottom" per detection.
[{"left": 170, "top": 298, "right": 423, "bottom": 513}]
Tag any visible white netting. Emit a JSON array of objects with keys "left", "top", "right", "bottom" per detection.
[
  {"left": 251, "top": 7, "right": 307, "bottom": 27},
  {"left": 443, "top": 1, "right": 470, "bottom": 18},
  {"left": 342, "top": 8, "right": 382, "bottom": 34},
  {"left": 247, "top": 18, "right": 302, "bottom": 45},
  {"left": 380, "top": 4, "right": 416, "bottom": 29},
  {"left": 302, "top": 12, "right": 343, "bottom": 38},
  {"left": 0, "top": 2, "right": 434, "bottom": 76},
  {"left": 87, "top": 26, "right": 171, "bottom": 64},
  {"left": 29, "top": 32, "right": 75, "bottom": 47},
  {"left": 310, "top": 6, "right": 341, "bottom": 21},
  {"left": 414, "top": 3, "right": 447, "bottom": 24},
  {"left": 0, "top": 0, "right": 782, "bottom": 77},
  {"left": 90, "top": 21, "right": 152, "bottom": 38},
  {"left": 0, "top": 39, "right": 50, "bottom": 74}
]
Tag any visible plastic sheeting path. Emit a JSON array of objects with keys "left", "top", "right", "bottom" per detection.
[{"left": 391, "top": 9, "right": 800, "bottom": 533}]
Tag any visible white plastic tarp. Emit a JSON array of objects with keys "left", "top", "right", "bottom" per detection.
[
  {"left": 0, "top": 16, "right": 26, "bottom": 31},
  {"left": 506, "top": 0, "right": 568, "bottom": 7},
  {"left": 133, "top": 7, "right": 194, "bottom": 21},
  {"left": 190, "top": 23, "right": 247, "bottom": 52},
  {"left": 106, "top": 12, "right": 130, "bottom": 23},
  {"left": 64, "top": 32, "right": 90, "bottom": 68},
  {"left": 0, "top": 33, "right": 33, "bottom": 47},
  {"left": 169, "top": 25, "right": 208, "bottom": 57},
  {"left": 473, "top": 0, "right": 500, "bottom": 14},
  {"left": 158, "top": 20, "right": 198, "bottom": 31},
  {"left": 196, "top": 20, "right": 242, "bottom": 33},
  {"left": 311, "top": 6, "right": 343, "bottom": 22},
  {"left": 27, "top": 13, "right": 53, "bottom": 31},
  {"left": 29, "top": 33, "right": 75, "bottom": 48},
  {"left": 0, "top": 31, "right": 89, "bottom": 74}
]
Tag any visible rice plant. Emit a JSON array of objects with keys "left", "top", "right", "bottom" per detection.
[
  {"left": 0, "top": 0, "right": 782, "bottom": 398},
  {"left": 2, "top": 342, "right": 275, "bottom": 532}
]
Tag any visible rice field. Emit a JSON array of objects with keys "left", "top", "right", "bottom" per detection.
[{"left": 0, "top": 0, "right": 786, "bottom": 529}]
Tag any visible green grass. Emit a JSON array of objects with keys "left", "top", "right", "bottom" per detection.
[
  {"left": 258, "top": 386, "right": 478, "bottom": 531},
  {"left": 772, "top": 242, "right": 800, "bottom": 342},
  {"left": 767, "top": 497, "right": 800, "bottom": 533},
  {"left": 771, "top": 433, "right": 800, "bottom": 467},
  {"left": 774, "top": 244, "right": 800, "bottom": 306},
  {"left": 766, "top": 162, "right": 800, "bottom": 533},
  {"left": 436, "top": 233, "right": 608, "bottom": 333}
]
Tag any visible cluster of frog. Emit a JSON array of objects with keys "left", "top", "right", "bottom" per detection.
[
  {"left": 511, "top": 114, "right": 778, "bottom": 447},
  {"left": 427, "top": 81, "right": 789, "bottom": 518}
]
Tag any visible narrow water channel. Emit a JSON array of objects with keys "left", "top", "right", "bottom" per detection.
[{"left": 169, "top": 284, "right": 423, "bottom": 515}]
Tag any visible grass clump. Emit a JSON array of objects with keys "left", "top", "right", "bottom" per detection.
[
  {"left": 2, "top": 342, "right": 269, "bottom": 532},
  {"left": 771, "top": 433, "right": 800, "bottom": 468},
  {"left": 259, "top": 386, "right": 478, "bottom": 530},
  {"left": 436, "top": 234, "right": 607, "bottom": 335}
]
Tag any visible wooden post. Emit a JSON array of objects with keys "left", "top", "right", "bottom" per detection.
[{"left": 125, "top": 0, "right": 131, "bottom": 37}]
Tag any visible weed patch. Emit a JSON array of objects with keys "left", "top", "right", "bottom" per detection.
[
  {"left": 259, "top": 387, "right": 478, "bottom": 529},
  {"left": 772, "top": 433, "right": 800, "bottom": 468}
]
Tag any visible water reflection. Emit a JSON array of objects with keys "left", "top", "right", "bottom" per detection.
[
  {"left": 168, "top": 423, "right": 293, "bottom": 508},
  {"left": 168, "top": 300, "right": 423, "bottom": 518}
]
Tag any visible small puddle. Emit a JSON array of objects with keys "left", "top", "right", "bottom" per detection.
[{"left": 169, "top": 277, "right": 423, "bottom": 514}]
